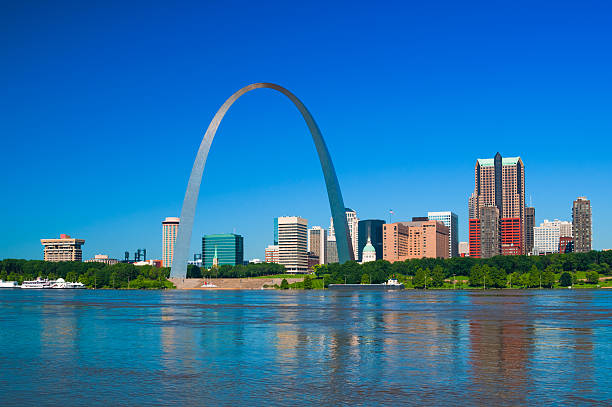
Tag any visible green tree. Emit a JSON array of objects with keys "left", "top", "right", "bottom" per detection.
[
  {"left": 361, "top": 273, "right": 370, "bottom": 284},
  {"left": 508, "top": 272, "right": 521, "bottom": 288},
  {"left": 430, "top": 265, "right": 445, "bottom": 288},
  {"left": 586, "top": 270, "right": 599, "bottom": 284},
  {"left": 528, "top": 265, "right": 540, "bottom": 288},
  {"left": 488, "top": 267, "right": 508, "bottom": 288},
  {"left": 280, "top": 279, "right": 289, "bottom": 290},
  {"left": 559, "top": 272, "right": 572, "bottom": 287},
  {"left": 413, "top": 268, "right": 426, "bottom": 289},
  {"left": 468, "top": 265, "right": 484, "bottom": 287},
  {"left": 66, "top": 271, "right": 78, "bottom": 283},
  {"left": 541, "top": 270, "right": 555, "bottom": 288},
  {"left": 303, "top": 275, "right": 313, "bottom": 290}
]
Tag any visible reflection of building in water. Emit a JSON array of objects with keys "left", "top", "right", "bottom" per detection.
[{"left": 468, "top": 296, "right": 530, "bottom": 405}]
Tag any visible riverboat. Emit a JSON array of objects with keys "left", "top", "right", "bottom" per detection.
[
  {"left": 21, "top": 278, "right": 52, "bottom": 289},
  {"left": 0, "top": 280, "right": 19, "bottom": 288},
  {"left": 328, "top": 279, "right": 405, "bottom": 291}
]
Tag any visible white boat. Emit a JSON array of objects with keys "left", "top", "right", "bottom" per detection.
[
  {"left": 66, "top": 281, "right": 85, "bottom": 289},
  {"left": 49, "top": 278, "right": 86, "bottom": 289},
  {"left": 21, "top": 278, "right": 52, "bottom": 289},
  {"left": 201, "top": 281, "right": 218, "bottom": 288},
  {"left": 0, "top": 280, "right": 19, "bottom": 288}
]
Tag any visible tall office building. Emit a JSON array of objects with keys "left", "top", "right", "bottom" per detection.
[
  {"left": 273, "top": 217, "right": 279, "bottom": 245},
  {"left": 278, "top": 216, "right": 308, "bottom": 273},
  {"left": 202, "top": 233, "right": 244, "bottom": 269},
  {"left": 382, "top": 220, "right": 449, "bottom": 262},
  {"left": 326, "top": 238, "right": 339, "bottom": 264},
  {"left": 308, "top": 226, "right": 327, "bottom": 265},
  {"left": 572, "top": 197, "right": 592, "bottom": 252},
  {"left": 329, "top": 208, "right": 359, "bottom": 260},
  {"left": 427, "top": 211, "right": 458, "bottom": 258},
  {"left": 468, "top": 152, "right": 525, "bottom": 256},
  {"left": 41, "top": 234, "right": 85, "bottom": 262},
  {"left": 162, "top": 217, "right": 180, "bottom": 267},
  {"left": 525, "top": 207, "right": 535, "bottom": 254},
  {"left": 470, "top": 207, "right": 500, "bottom": 258},
  {"left": 357, "top": 219, "right": 385, "bottom": 262}
]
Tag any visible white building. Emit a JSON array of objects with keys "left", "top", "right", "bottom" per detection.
[
  {"left": 277, "top": 217, "right": 308, "bottom": 273},
  {"left": 265, "top": 245, "right": 279, "bottom": 263},
  {"left": 428, "top": 211, "right": 459, "bottom": 258},
  {"left": 459, "top": 241, "right": 469, "bottom": 257},
  {"left": 85, "top": 254, "right": 118, "bottom": 265},
  {"left": 329, "top": 208, "right": 359, "bottom": 260},
  {"left": 308, "top": 226, "right": 327, "bottom": 265},
  {"left": 361, "top": 237, "right": 377, "bottom": 263},
  {"left": 162, "top": 217, "right": 180, "bottom": 267},
  {"left": 533, "top": 219, "right": 572, "bottom": 255}
]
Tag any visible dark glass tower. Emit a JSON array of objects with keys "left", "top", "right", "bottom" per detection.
[{"left": 357, "top": 219, "right": 385, "bottom": 262}]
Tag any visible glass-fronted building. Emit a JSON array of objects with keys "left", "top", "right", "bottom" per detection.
[
  {"left": 202, "top": 233, "right": 244, "bottom": 269},
  {"left": 427, "top": 211, "right": 459, "bottom": 258},
  {"left": 357, "top": 219, "right": 385, "bottom": 262}
]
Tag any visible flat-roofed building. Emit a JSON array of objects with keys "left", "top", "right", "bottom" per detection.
[
  {"left": 162, "top": 217, "right": 180, "bottom": 267},
  {"left": 308, "top": 226, "right": 327, "bottom": 265},
  {"left": 382, "top": 220, "right": 449, "bottom": 262},
  {"left": 278, "top": 216, "right": 308, "bottom": 273},
  {"left": 428, "top": 211, "right": 459, "bottom": 258},
  {"left": 265, "top": 245, "right": 279, "bottom": 263},
  {"left": 41, "top": 234, "right": 85, "bottom": 262},
  {"left": 85, "top": 254, "right": 118, "bottom": 265},
  {"left": 573, "top": 197, "right": 592, "bottom": 253},
  {"left": 202, "top": 233, "right": 244, "bottom": 269}
]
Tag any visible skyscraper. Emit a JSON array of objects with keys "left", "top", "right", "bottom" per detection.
[
  {"left": 41, "top": 234, "right": 85, "bottom": 262},
  {"left": 278, "top": 216, "right": 308, "bottom": 273},
  {"left": 468, "top": 153, "right": 525, "bottom": 256},
  {"left": 479, "top": 207, "right": 500, "bottom": 258},
  {"left": 202, "top": 233, "right": 244, "bottom": 269},
  {"left": 357, "top": 219, "right": 385, "bottom": 262},
  {"left": 427, "top": 211, "right": 458, "bottom": 258},
  {"left": 525, "top": 207, "right": 535, "bottom": 254},
  {"left": 162, "top": 217, "right": 180, "bottom": 267},
  {"left": 572, "top": 196, "right": 592, "bottom": 253},
  {"left": 329, "top": 208, "right": 359, "bottom": 260},
  {"left": 308, "top": 226, "right": 327, "bottom": 265}
]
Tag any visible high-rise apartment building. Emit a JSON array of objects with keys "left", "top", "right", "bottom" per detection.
[
  {"left": 308, "top": 226, "right": 327, "bottom": 265},
  {"left": 202, "top": 233, "right": 244, "bottom": 269},
  {"left": 278, "top": 216, "right": 308, "bottom": 273},
  {"left": 41, "top": 234, "right": 85, "bottom": 262},
  {"left": 572, "top": 197, "right": 592, "bottom": 253},
  {"left": 329, "top": 208, "right": 359, "bottom": 260},
  {"left": 265, "top": 245, "right": 279, "bottom": 263},
  {"left": 357, "top": 219, "right": 385, "bottom": 262},
  {"left": 480, "top": 207, "right": 500, "bottom": 258},
  {"left": 427, "top": 211, "right": 458, "bottom": 258},
  {"left": 382, "top": 220, "right": 449, "bottom": 262},
  {"left": 162, "top": 217, "right": 180, "bottom": 268},
  {"left": 525, "top": 207, "right": 535, "bottom": 254},
  {"left": 468, "top": 153, "right": 525, "bottom": 256}
]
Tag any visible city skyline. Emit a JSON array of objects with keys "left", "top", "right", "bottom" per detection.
[{"left": 2, "top": 2, "right": 611, "bottom": 261}]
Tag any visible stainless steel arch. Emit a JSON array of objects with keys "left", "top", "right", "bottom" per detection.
[{"left": 170, "top": 83, "right": 353, "bottom": 278}]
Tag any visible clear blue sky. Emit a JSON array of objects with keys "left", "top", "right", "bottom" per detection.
[{"left": 1, "top": 0, "right": 611, "bottom": 261}]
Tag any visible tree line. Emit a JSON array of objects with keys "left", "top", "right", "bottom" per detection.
[{"left": 0, "top": 259, "right": 172, "bottom": 289}]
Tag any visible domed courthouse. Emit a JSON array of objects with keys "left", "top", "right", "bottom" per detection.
[{"left": 361, "top": 237, "right": 377, "bottom": 264}]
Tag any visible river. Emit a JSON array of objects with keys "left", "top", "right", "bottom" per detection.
[{"left": 0, "top": 289, "right": 611, "bottom": 406}]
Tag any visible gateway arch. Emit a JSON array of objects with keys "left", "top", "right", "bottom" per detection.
[{"left": 170, "top": 83, "right": 353, "bottom": 279}]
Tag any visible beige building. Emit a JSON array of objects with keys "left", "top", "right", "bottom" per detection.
[
  {"left": 382, "top": 221, "right": 449, "bottom": 262},
  {"left": 41, "top": 234, "right": 85, "bottom": 262},
  {"left": 162, "top": 217, "right": 180, "bottom": 267},
  {"left": 278, "top": 216, "right": 308, "bottom": 273},
  {"left": 85, "top": 254, "right": 118, "bottom": 265}
]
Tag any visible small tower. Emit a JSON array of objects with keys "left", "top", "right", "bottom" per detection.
[
  {"left": 361, "top": 237, "right": 376, "bottom": 264},
  {"left": 212, "top": 246, "right": 219, "bottom": 268}
]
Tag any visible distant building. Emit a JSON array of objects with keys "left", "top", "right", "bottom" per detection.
[
  {"left": 428, "top": 211, "right": 459, "bottom": 258},
  {"left": 480, "top": 207, "right": 500, "bottom": 258},
  {"left": 534, "top": 219, "right": 572, "bottom": 255},
  {"left": 382, "top": 220, "right": 449, "bottom": 262},
  {"left": 202, "top": 234, "right": 244, "bottom": 269},
  {"left": 361, "top": 237, "right": 377, "bottom": 263},
  {"left": 265, "top": 245, "right": 279, "bottom": 263},
  {"left": 278, "top": 216, "right": 308, "bottom": 273},
  {"left": 525, "top": 207, "right": 535, "bottom": 254},
  {"left": 357, "top": 219, "right": 385, "bottom": 262},
  {"left": 86, "top": 254, "right": 118, "bottom": 265},
  {"left": 572, "top": 197, "right": 592, "bottom": 253},
  {"left": 41, "top": 234, "right": 85, "bottom": 262},
  {"left": 326, "top": 238, "right": 339, "bottom": 264},
  {"left": 468, "top": 153, "right": 526, "bottom": 255},
  {"left": 458, "top": 241, "right": 469, "bottom": 257},
  {"left": 307, "top": 252, "right": 319, "bottom": 270},
  {"left": 559, "top": 237, "right": 574, "bottom": 254},
  {"left": 162, "top": 217, "right": 180, "bottom": 267},
  {"left": 134, "top": 259, "right": 162, "bottom": 267},
  {"left": 329, "top": 208, "right": 359, "bottom": 260},
  {"left": 308, "top": 226, "right": 327, "bottom": 265},
  {"left": 273, "top": 217, "right": 279, "bottom": 245},
  {"left": 249, "top": 258, "right": 263, "bottom": 264}
]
